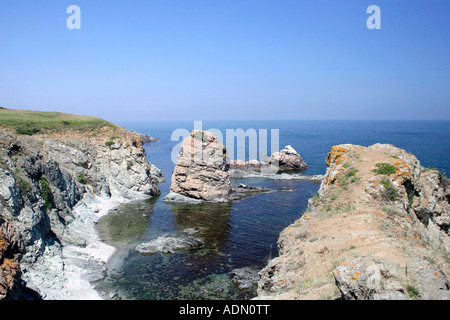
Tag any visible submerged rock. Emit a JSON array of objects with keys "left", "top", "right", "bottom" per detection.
[
  {"left": 229, "top": 169, "right": 323, "bottom": 181},
  {"left": 181, "top": 228, "right": 201, "bottom": 235},
  {"left": 163, "top": 191, "right": 204, "bottom": 204},
  {"left": 230, "top": 267, "right": 261, "bottom": 289},
  {"left": 135, "top": 234, "right": 205, "bottom": 254},
  {"left": 164, "top": 183, "right": 270, "bottom": 203},
  {"left": 227, "top": 184, "right": 270, "bottom": 201}
]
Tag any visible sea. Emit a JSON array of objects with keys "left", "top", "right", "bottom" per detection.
[{"left": 94, "top": 120, "right": 450, "bottom": 300}]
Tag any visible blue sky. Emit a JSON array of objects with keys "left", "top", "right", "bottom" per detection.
[{"left": 0, "top": 0, "right": 449, "bottom": 121}]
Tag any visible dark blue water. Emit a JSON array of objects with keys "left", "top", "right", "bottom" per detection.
[
  {"left": 94, "top": 120, "right": 449, "bottom": 300},
  {"left": 123, "top": 120, "right": 450, "bottom": 176}
]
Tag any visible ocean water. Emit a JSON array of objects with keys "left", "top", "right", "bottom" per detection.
[{"left": 94, "top": 120, "right": 450, "bottom": 300}]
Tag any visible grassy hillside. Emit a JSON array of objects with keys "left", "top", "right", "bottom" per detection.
[{"left": 0, "top": 108, "right": 117, "bottom": 135}]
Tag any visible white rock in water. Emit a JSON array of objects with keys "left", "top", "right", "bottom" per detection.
[
  {"left": 269, "top": 145, "right": 308, "bottom": 171},
  {"left": 135, "top": 234, "right": 204, "bottom": 254}
]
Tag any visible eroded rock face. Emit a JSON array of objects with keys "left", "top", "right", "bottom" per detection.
[
  {"left": 170, "top": 130, "right": 231, "bottom": 201},
  {"left": 0, "top": 218, "right": 23, "bottom": 300},
  {"left": 333, "top": 256, "right": 450, "bottom": 300},
  {"left": 0, "top": 125, "right": 162, "bottom": 299}
]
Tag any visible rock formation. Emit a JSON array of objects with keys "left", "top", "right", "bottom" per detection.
[
  {"left": 128, "top": 130, "right": 159, "bottom": 143},
  {"left": 271, "top": 145, "right": 308, "bottom": 171},
  {"left": 230, "top": 145, "right": 308, "bottom": 173},
  {"left": 165, "top": 130, "right": 270, "bottom": 203},
  {"left": 257, "top": 143, "right": 450, "bottom": 300},
  {"left": 231, "top": 266, "right": 261, "bottom": 289},
  {"left": 135, "top": 234, "right": 204, "bottom": 254},
  {"left": 0, "top": 113, "right": 162, "bottom": 299},
  {"left": 169, "top": 130, "right": 231, "bottom": 201}
]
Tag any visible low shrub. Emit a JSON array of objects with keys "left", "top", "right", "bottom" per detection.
[
  {"left": 39, "top": 176, "right": 53, "bottom": 210},
  {"left": 16, "top": 127, "right": 40, "bottom": 135},
  {"left": 381, "top": 178, "right": 398, "bottom": 201},
  {"left": 372, "top": 163, "right": 396, "bottom": 175},
  {"left": 77, "top": 173, "right": 86, "bottom": 184}
]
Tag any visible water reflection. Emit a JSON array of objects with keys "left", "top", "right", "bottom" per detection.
[
  {"left": 170, "top": 202, "right": 232, "bottom": 250},
  {"left": 95, "top": 198, "right": 248, "bottom": 300},
  {"left": 96, "top": 196, "right": 158, "bottom": 247},
  {"left": 94, "top": 178, "right": 320, "bottom": 300}
]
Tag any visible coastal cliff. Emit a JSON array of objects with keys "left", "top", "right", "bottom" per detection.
[
  {"left": 0, "top": 109, "right": 162, "bottom": 299},
  {"left": 257, "top": 143, "right": 450, "bottom": 300}
]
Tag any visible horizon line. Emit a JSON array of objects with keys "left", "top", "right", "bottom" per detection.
[{"left": 110, "top": 118, "right": 450, "bottom": 122}]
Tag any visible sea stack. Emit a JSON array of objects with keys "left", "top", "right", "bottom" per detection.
[{"left": 168, "top": 130, "right": 232, "bottom": 201}]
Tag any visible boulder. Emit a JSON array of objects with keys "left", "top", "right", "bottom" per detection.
[
  {"left": 406, "top": 258, "right": 450, "bottom": 300},
  {"left": 269, "top": 145, "right": 308, "bottom": 171},
  {"left": 231, "top": 267, "right": 261, "bottom": 289},
  {"left": 333, "top": 256, "right": 407, "bottom": 300},
  {"left": 135, "top": 234, "right": 205, "bottom": 254}
]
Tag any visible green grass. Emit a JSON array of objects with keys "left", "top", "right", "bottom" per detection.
[
  {"left": 381, "top": 178, "right": 399, "bottom": 201},
  {"left": 76, "top": 173, "right": 86, "bottom": 184},
  {"left": 39, "top": 176, "right": 53, "bottom": 211},
  {"left": 13, "top": 169, "right": 32, "bottom": 200},
  {"left": 406, "top": 285, "right": 420, "bottom": 299},
  {"left": 193, "top": 130, "right": 209, "bottom": 142},
  {"left": 372, "top": 162, "right": 397, "bottom": 175},
  {"left": 127, "top": 161, "right": 134, "bottom": 170},
  {"left": 16, "top": 127, "right": 40, "bottom": 135},
  {"left": 105, "top": 140, "right": 115, "bottom": 147},
  {"left": 337, "top": 167, "right": 359, "bottom": 188},
  {"left": 0, "top": 108, "right": 117, "bottom": 135}
]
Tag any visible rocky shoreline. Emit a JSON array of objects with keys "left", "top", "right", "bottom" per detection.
[
  {"left": 0, "top": 115, "right": 162, "bottom": 300},
  {"left": 2, "top": 113, "right": 449, "bottom": 300}
]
